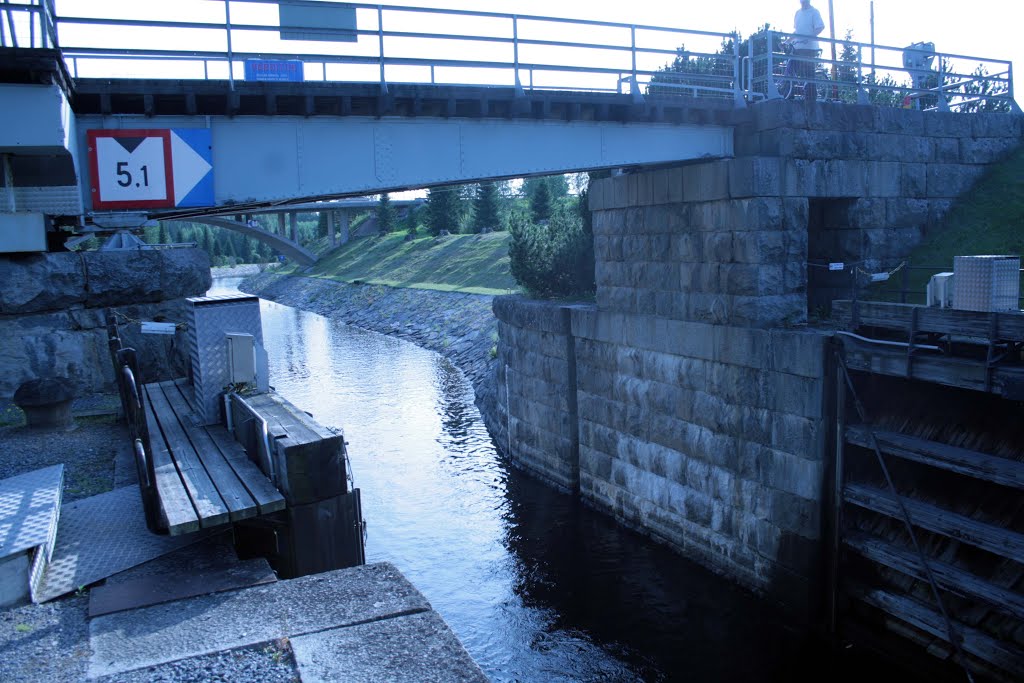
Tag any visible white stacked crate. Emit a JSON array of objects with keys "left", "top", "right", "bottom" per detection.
[{"left": 952, "top": 255, "right": 1021, "bottom": 312}]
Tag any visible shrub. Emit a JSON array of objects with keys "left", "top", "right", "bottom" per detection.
[{"left": 509, "top": 205, "right": 594, "bottom": 298}]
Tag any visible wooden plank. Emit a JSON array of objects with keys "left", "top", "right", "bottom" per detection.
[
  {"left": 846, "top": 425, "right": 1024, "bottom": 490},
  {"left": 833, "top": 300, "right": 1024, "bottom": 342},
  {"left": 146, "top": 383, "right": 230, "bottom": 529},
  {"left": 203, "top": 426, "right": 286, "bottom": 516},
  {"left": 159, "top": 382, "right": 259, "bottom": 523},
  {"left": 845, "top": 531, "right": 1024, "bottom": 621},
  {"left": 142, "top": 390, "right": 200, "bottom": 535},
  {"left": 844, "top": 483, "right": 1024, "bottom": 562},
  {"left": 839, "top": 335, "right": 1024, "bottom": 395},
  {"left": 847, "top": 582, "right": 1024, "bottom": 676}
]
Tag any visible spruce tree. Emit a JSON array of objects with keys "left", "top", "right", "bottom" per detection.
[
  {"left": 472, "top": 182, "right": 500, "bottom": 233},
  {"left": 377, "top": 193, "right": 396, "bottom": 233},
  {"left": 530, "top": 180, "right": 552, "bottom": 222},
  {"left": 425, "top": 186, "right": 460, "bottom": 236}
]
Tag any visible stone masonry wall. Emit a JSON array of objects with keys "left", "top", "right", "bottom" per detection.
[
  {"left": 571, "top": 308, "right": 829, "bottom": 613},
  {"left": 495, "top": 102, "right": 1021, "bottom": 616},
  {"left": 492, "top": 297, "right": 579, "bottom": 492},
  {"left": 0, "top": 249, "right": 211, "bottom": 398}
]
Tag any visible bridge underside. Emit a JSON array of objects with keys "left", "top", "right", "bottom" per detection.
[{"left": 74, "top": 83, "right": 735, "bottom": 215}]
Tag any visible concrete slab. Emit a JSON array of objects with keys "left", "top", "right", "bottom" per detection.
[
  {"left": 290, "top": 610, "right": 488, "bottom": 683},
  {"left": 88, "top": 562, "right": 430, "bottom": 678},
  {"left": 36, "top": 486, "right": 210, "bottom": 603}
]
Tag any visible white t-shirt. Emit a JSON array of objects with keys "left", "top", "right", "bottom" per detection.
[{"left": 793, "top": 6, "right": 825, "bottom": 51}]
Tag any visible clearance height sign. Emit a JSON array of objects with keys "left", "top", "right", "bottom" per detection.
[{"left": 87, "top": 129, "right": 214, "bottom": 210}]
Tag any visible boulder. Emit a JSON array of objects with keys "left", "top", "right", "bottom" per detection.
[{"left": 0, "top": 252, "right": 86, "bottom": 315}]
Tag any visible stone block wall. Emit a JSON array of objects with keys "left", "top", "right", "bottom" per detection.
[
  {"left": 571, "top": 308, "right": 829, "bottom": 612},
  {"left": 493, "top": 102, "right": 1021, "bottom": 617},
  {"left": 0, "top": 249, "right": 211, "bottom": 398},
  {"left": 492, "top": 297, "right": 579, "bottom": 492}
]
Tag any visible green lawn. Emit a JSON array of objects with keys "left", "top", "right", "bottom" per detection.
[
  {"left": 874, "top": 144, "right": 1024, "bottom": 303},
  {"left": 295, "top": 231, "right": 517, "bottom": 296}
]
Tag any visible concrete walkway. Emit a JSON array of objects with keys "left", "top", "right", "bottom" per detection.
[{"left": 89, "top": 562, "right": 487, "bottom": 681}]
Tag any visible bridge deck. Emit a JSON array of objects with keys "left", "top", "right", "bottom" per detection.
[{"left": 143, "top": 379, "right": 284, "bottom": 536}]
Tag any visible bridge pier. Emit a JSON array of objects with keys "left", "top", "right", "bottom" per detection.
[{"left": 494, "top": 100, "right": 1024, "bottom": 619}]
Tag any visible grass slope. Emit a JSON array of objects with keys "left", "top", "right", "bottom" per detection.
[
  {"left": 298, "top": 231, "right": 516, "bottom": 296},
  {"left": 878, "top": 143, "right": 1024, "bottom": 302}
]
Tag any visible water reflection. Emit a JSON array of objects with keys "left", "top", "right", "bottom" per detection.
[{"left": 212, "top": 277, "right": 915, "bottom": 683}]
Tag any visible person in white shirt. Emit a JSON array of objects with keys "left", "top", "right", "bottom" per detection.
[{"left": 792, "top": 0, "right": 826, "bottom": 99}]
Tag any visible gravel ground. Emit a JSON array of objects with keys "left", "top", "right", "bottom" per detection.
[
  {"left": 0, "top": 410, "right": 127, "bottom": 503},
  {"left": 0, "top": 594, "right": 91, "bottom": 682},
  {"left": 97, "top": 640, "right": 300, "bottom": 683}
]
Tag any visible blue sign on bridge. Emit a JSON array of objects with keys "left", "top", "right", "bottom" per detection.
[{"left": 244, "top": 59, "right": 304, "bottom": 83}]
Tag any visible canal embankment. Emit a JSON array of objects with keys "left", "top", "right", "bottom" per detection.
[{"left": 240, "top": 270, "right": 502, "bottom": 429}]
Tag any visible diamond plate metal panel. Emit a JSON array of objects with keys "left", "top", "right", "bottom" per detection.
[
  {"left": 0, "top": 465, "right": 64, "bottom": 560},
  {"left": 953, "top": 255, "right": 1021, "bottom": 312},
  {"left": 187, "top": 295, "right": 266, "bottom": 425},
  {"left": 36, "top": 485, "right": 211, "bottom": 603},
  {"left": 14, "top": 186, "right": 85, "bottom": 215}
]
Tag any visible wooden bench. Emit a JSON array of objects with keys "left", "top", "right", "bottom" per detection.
[{"left": 106, "top": 316, "right": 284, "bottom": 535}]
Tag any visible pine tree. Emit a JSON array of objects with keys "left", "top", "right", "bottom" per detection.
[
  {"left": 530, "top": 180, "right": 552, "bottom": 222},
  {"left": 472, "top": 182, "right": 500, "bottom": 233},
  {"left": 425, "top": 186, "right": 460, "bottom": 236},
  {"left": 377, "top": 193, "right": 396, "bottom": 233}
]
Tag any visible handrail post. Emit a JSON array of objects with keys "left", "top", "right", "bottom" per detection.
[
  {"left": 856, "top": 44, "right": 869, "bottom": 104},
  {"left": 29, "top": 0, "right": 36, "bottom": 49},
  {"left": 732, "top": 33, "right": 745, "bottom": 107},
  {"left": 629, "top": 25, "right": 643, "bottom": 104},
  {"left": 1009, "top": 61, "right": 1023, "bottom": 114},
  {"left": 512, "top": 15, "right": 524, "bottom": 97},
  {"left": 937, "top": 55, "right": 949, "bottom": 112},
  {"left": 45, "top": 0, "right": 58, "bottom": 49},
  {"left": 766, "top": 31, "right": 780, "bottom": 99},
  {"left": 5, "top": 6, "right": 18, "bottom": 48},
  {"left": 377, "top": 4, "right": 388, "bottom": 95},
  {"left": 224, "top": 0, "right": 234, "bottom": 91}
]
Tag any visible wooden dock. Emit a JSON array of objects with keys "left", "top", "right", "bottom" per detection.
[
  {"left": 830, "top": 300, "right": 1024, "bottom": 681},
  {"left": 144, "top": 379, "right": 285, "bottom": 536}
]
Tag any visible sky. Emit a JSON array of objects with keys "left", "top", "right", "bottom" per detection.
[{"left": 28, "top": 0, "right": 1017, "bottom": 103}]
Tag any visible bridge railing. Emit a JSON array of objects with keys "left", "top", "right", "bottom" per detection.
[
  {"left": 48, "top": 1, "right": 742, "bottom": 101},
  {"left": 0, "top": 0, "right": 57, "bottom": 49},
  {"left": 749, "top": 30, "right": 1017, "bottom": 113}
]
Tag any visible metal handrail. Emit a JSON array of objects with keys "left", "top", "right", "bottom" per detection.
[
  {"left": 752, "top": 29, "right": 1016, "bottom": 112},
  {"left": 6, "top": 2, "right": 1017, "bottom": 111}
]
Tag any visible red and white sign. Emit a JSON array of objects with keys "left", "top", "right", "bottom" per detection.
[{"left": 88, "top": 129, "right": 175, "bottom": 210}]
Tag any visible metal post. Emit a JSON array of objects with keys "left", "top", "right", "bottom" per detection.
[
  {"left": 1008, "top": 62, "right": 1022, "bottom": 114},
  {"left": 869, "top": 1, "right": 875, "bottom": 80},
  {"left": 3, "top": 155, "right": 17, "bottom": 212},
  {"left": 827, "top": 348, "right": 846, "bottom": 635},
  {"left": 29, "top": 0, "right": 36, "bottom": 49},
  {"left": 512, "top": 15, "right": 524, "bottom": 97},
  {"left": 732, "top": 33, "right": 745, "bottom": 107},
  {"left": 0, "top": 6, "right": 6, "bottom": 47},
  {"left": 6, "top": 6, "right": 18, "bottom": 48},
  {"left": 767, "top": 31, "right": 780, "bottom": 99},
  {"left": 377, "top": 5, "right": 388, "bottom": 95},
  {"left": 629, "top": 25, "right": 643, "bottom": 103},
  {"left": 856, "top": 45, "right": 868, "bottom": 104},
  {"left": 225, "top": 0, "right": 234, "bottom": 90},
  {"left": 937, "top": 56, "right": 949, "bottom": 112}
]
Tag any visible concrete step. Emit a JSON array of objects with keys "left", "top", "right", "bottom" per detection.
[
  {"left": 87, "top": 562, "right": 482, "bottom": 681},
  {"left": 0, "top": 464, "right": 64, "bottom": 607}
]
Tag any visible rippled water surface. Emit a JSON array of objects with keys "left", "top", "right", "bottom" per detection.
[{"left": 211, "top": 277, "right": 911, "bottom": 683}]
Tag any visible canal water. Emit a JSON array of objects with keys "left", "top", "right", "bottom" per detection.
[{"left": 211, "top": 277, "right": 909, "bottom": 683}]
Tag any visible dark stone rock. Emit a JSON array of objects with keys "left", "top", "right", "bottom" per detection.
[{"left": 13, "top": 377, "right": 76, "bottom": 429}]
